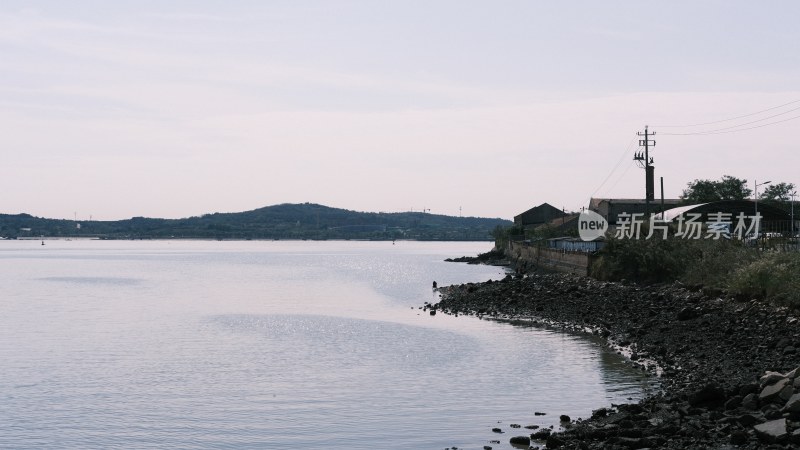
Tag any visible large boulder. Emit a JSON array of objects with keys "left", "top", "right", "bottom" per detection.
[
  {"left": 784, "top": 393, "right": 800, "bottom": 412},
  {"left": 742, "top": 392, "right": 759, "bottom": 410},
  {"left": 759, "top": 378, "right": 790, "bottom": 403},
  {"left": 754, "top": 418, "right": 788, "bottom": 443},
  {"left": 760, "top": 371, "right": 785, "bottom": 387}
]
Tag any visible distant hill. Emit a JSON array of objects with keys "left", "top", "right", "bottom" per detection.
[{"left": 0, "top": 203, "right": 511, "bottom": 241}]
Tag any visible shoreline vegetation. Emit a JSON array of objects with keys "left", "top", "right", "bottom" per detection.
[{"left": 438, "top": 243, "right": 800, "bottom": 448}]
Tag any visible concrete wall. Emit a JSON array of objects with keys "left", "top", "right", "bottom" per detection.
[{"left": 506, "top": 241, "right": 594, "bottom": 276}]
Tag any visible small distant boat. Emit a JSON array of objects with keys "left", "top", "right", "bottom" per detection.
[{"left": 41, "top": 240, "right": 45, "bottom": 246}]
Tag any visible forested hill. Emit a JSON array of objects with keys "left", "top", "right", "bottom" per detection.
[{"left": 0, "top": 203, "right": 511, "bottom": 241}]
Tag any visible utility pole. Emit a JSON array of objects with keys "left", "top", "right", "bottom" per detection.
[
  {"left": 634, "top": 126, "right": 656, "bottom": 217},
  {"left": 791, "top": 190, "right": 797, "bottom": 238}
]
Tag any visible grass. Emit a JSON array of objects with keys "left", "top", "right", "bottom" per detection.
[{"left": 591, "top": 236, "right": 800, "bottom": 309}]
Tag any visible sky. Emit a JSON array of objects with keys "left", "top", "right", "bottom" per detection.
[{"left": 2, "top": 1, "right": 799, "bottom": 221}]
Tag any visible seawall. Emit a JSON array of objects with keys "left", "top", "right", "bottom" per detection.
[{"left": 505, "top": 241, "right": 595, "bottom": 276}]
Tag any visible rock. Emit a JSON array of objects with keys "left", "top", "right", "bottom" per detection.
[
  {"left": 534, "top": 411, "right": 546, "bottom": 416},
  {"left": 739, "top": 383, "right": 759, "bottom": 395},
  {"left": 688, "top": 383, "right": 726, "bottom": 407},
  {"left": 730, "top": 430, "right": 748, "bottom": 445},
  {"left": 760, "top": 371, "right": 785, "bottom": 387},
  {"left": 614, "top": 436, "right": 652, "bottom": 449},
  {"left": 784, "top": 393, "right": 800, "bottom": 412},
  {"left": 531, "top": 428, "right": 551, "bottom": 439},
  {"left": 545, "top": 434, "right": 565, "bottom": 448},
  {"left": 491, "top": 427, "right": 502, "bottom": 433},
  {"left": 483, "top": 447, "right": 492, "bottom": 450},
  {"left": 780, "top": 384, "right": 795, "bottom": 401},
  {"left": 736, "top": 413, "right": 762, "bottom": 426},
  {"left": 760, "top": 378, "right": 790, "bottom": 403},
  {"left": 784, "top": 367, "right": 799, "bottom": 379},
  {"left": 509, "top": 435, "right": 530, "bottom": 446},
  {"left": 724, "top": 395, "right": 743, "bottom": 410},
  {"left": 784, "top": 345, "right": 796, "bottom": 355},
  {"left": 754, "top": 418, "right": 788, "bottom": 443},
  {"left": 559, "top": 414, "right": 570, "bottom": 422},
  {"left": 742, "top": 392, "right": 759, "bottom": 410},
  {"left": 792, "top": 428, "right": 800, "bottom": 445}
]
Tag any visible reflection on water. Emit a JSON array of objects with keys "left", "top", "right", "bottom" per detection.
[{"left": 0, "top": 240, "right": 654, "bottom": 449}]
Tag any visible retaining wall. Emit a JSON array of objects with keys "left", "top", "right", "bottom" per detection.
[{"left": 506, "top": 241, "right": 594, "bottom": 276}]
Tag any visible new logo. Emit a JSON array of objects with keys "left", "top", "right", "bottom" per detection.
[{"left": 578, "top": 210, "right": 608, "bottom": 241}]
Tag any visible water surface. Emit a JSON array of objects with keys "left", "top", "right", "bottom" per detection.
[{"left": 0, "top": 240, "right": 653, "bottom": 449}]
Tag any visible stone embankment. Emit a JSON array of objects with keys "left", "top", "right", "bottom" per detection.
[{"left": 431, "top": 272, "right": 800, "bottom": 449}]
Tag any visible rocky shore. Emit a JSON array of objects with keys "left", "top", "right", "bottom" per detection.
[
  {"left": 430, "top": 272, "right": 800, "bottom": 449},
  {"left": 444, "top": 249, "right": 510, "bottom": 266}
]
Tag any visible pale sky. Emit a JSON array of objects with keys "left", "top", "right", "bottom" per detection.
[{"left": 2, "top": 1, "right": 798, "bottom": 220}]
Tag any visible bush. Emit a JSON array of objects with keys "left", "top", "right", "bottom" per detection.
[
  {"left": 727, "top": 252, "right": 800, "bottom": 308},
  {"left": 591, "top": 237, "right": 707, "bottom": 284},
  {"left": 591, "top": 235, "right": 800, "bottom": 309}
]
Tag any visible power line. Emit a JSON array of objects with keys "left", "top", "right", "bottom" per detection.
[
  {"left": 661, "top": 113, "right": 800, "bottom": 136},
  {"left": 605, "top": 160, "right": 636, "bottom": 195},
  {"left": 654, "top": 99, "right": 800, "bottom": 128},
  {"left": 588, "top": 136, "right": 637, "bottom": 200},
  {"left": 662, "top": 105, "right": 800, "bottom": 134}
]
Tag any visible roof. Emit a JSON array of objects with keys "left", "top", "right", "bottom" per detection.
[
  {"left": 660, "top": 200, "right": 789, "bottom": 221},
  {"left": 590, "top": 198, "right": 682, "bottom": 209},
  {"left": 516, "top": 202, "right": 563, "bottom": 216}
]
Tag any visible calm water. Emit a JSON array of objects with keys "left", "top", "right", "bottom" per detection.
[{"left": 0, "top": 240, "right": 653, "bottom": 449}]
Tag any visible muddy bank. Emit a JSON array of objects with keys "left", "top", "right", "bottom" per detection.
[{"left": 432, "top": 272, "right": 800, "bottom": 449}]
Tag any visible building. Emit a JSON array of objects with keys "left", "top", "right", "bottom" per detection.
[
  {"left": 589, "top": 198, "right": 683, "bottom": 224},
  {"left": 513, "top": 203, "right": 567, "bottom": 228}
]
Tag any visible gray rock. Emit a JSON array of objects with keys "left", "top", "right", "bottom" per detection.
[
  {"left": 742, "top": 392, "right": 759, "bottom": 410},
  {"left": 784, "top": 393, "right": 800, "bottom": 412},
  {"left": 780, "top": 384, "right": 795, "bottom": 401},
  {"left": 786, "top": 367, "right": 800, "bottom": 380},
  {"left": 725, "top": 395, "right": 743, "bottom": 410},
  {"left": 615, "top": 436, "right": 652, "bottom": 449},
  {"left": 792, "top": 428, "right": 800, "bottom": 445},
  {"left": 760, "top": 378, "right": 790, "bottom": 403},
  {"left": 736, "top": 413, "right": 762, "bottom": 426},
  {"left": 754, "top": 418, "right": 787, "bottom": 443},
  {"left": 760, "top": 371, "right": 785, "bottom": 387}
]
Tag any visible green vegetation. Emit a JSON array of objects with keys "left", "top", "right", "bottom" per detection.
[
  {"left": 680, "top": 175, "right": 796, "bottom": 208},
  {"left": 680, "top": 175, "right": 752, "bottom": 203},
  {"left": 591, "top": 236, "right": 800, "bottom": 309},
  {"left": 0, "top": 203, "right": 511, "bottom": 241},
  {"left": 760, "top": 182, "right": 796, "bottom": 203}
]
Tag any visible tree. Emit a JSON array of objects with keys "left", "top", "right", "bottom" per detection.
[
  {"left": 681, "top": 175, "right": 752, "bottom": 203},
  {"left": 760, "top": 182, "right": 796, "bottom": 202}
]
